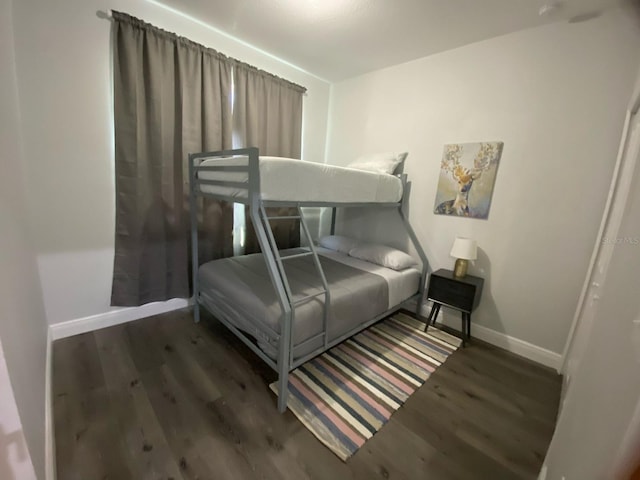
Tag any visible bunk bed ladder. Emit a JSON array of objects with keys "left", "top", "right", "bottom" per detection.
[
  {"left": 259, "top": 205, "right": 332, "bottom": 359},
  {"left": 297, "top": 206, "right": 331, "bottom": 350}
]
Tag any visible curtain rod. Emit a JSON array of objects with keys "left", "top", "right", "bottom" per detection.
[{"left": 97, "top": 9, "right": 309, "bottom": 95}]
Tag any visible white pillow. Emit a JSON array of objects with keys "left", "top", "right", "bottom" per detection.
[
  {"left": 347, "top": 152, "right": 408, "bottom": 175},
  {"left": 318, "top": 235, "right": 361, "bottom": 254},
  {"left": 348, "top": 243, "right": 418, "bottom": 271}
]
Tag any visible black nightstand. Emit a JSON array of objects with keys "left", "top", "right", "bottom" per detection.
[{"left": 425, "top": 268, "right": 484, "bottom": 345}]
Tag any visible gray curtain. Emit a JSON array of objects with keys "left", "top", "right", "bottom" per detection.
[
  {"left": 111, "top": 12, "right": 233, "bottom": 306},
  {"left": 233, "top": 64, "right": 305, "bottom": 253}
]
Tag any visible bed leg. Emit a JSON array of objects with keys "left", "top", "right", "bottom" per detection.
[
  {"left": 277, "top": 370, "right": 289, "bottom": 413},
  {"left": 193, "top": 301, "right": 201, "bottom": 323},
  {"left": 276, "top": 308, "right": 292, "bottom": 413}
]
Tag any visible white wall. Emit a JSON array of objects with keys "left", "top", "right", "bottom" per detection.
[
  {"left": 11, "top": 0, "right": 331, "bottom": 326},
  {"left": 0, "top": 0, "right": 48, "bottom": 477},
  {"left": 326, "top": 8, "right": 640, "bottom": 355},
  {"left": 0, "top": 340, "right": 37, "bottom": 480},
  {"left": 541, "top": 114, "right": 640, "bottom": 479}
]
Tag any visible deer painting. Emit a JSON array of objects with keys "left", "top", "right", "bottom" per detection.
[{"left": 434, "top": 142, "right": 503, "bottom": 219}]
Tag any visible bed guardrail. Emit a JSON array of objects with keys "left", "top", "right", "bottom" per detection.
[{"left": 189, "top": 147, "right": 259, "bottom": 206}]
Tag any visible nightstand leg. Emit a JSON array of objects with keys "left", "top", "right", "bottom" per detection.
[
  {"left": 431, "top": 304, "right": 441, "bottom": 325},
  {"left": 460, "top": 313, "right": 471, "bottom": 345},
  {"left": 466, "top": 313, "right": 471, "bottom": 340},
  {"left": 425, "top": 305, "right": 434, "bottom": 331},
  {"left": 459, "top": 313, "right": 472, "bottom": 347},
  {"left": 424, "top": 303, "right": 440, "bottom": 331}
]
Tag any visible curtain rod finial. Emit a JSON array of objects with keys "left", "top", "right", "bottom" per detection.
[{"left": 96, "top": 9, "right": 112, "bottom": 20}]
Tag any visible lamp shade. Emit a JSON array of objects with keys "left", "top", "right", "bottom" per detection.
[{"left": 450, "top": 237, "right": 477, "bottom": 260}]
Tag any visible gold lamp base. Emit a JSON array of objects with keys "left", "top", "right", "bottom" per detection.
[{"left": 453, "top": 258, "right": 469, "bottom": 278}]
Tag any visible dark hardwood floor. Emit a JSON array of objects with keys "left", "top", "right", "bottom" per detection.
[{"left": 53, "top": 308, "right": 561, "bottom": 479}]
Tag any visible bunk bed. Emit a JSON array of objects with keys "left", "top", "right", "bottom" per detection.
[{"left": 189, "top": 147, "right": 430, "bottom": 412}]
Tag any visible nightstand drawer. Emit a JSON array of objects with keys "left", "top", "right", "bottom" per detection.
[{"left": 427, "top": 276, "right": 476, "bottom": 312}]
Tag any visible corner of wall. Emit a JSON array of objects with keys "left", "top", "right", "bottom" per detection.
[
  {"left": 45, "top": 327, "right": 55, "bottom": 480},
  {"left": 322, "top": 82, "right": 336, "bottom": 165}
]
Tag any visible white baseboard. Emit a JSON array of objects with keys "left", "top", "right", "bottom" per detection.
[
  {"left": 408, "top": 301, "right": 562, "bottom": 371},
  {"left": 49, "top": 298, "right": 192, "bottom": 340},
  {"left": 49, "top": 297, "right": 561, "bottom": 370},
  {"left": 45, "top": 328, "right": 55, "bottom": 480},
  {"left": 446, "top": 316, "right": 562, "bottom": 370}
]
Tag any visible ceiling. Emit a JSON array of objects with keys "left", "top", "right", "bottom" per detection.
[{"left": 157, "top": 0, "right": 625, "bottom": 82}]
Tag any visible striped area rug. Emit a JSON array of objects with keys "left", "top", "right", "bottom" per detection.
[{"left": 270, "top": 312, "right": 462, "bottom": 461}]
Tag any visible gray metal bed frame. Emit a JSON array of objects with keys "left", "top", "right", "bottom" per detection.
[{"left": 189, "top": 147, "right": 430, "bottom": 413}]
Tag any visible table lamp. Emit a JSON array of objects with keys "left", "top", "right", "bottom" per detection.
[{"left": 450, "top": 237, "right": 477, "bottom": 278}]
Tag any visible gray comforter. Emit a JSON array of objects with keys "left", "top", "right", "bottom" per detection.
[{"left": 198, "top": 249, "right": 389, "bottom": 360}]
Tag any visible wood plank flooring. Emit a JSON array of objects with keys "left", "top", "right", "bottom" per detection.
[{"left": 53, "top": 308, "right": 561, "bottom": 479}]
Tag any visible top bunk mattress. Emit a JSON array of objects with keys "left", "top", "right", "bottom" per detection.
[{"left": 197, "top": 156, "right": 403, "bottom": 204}]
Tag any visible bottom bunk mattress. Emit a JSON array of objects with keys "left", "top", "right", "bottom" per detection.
[{"left": 197, "top": 247, "right": 420, "bottom": 361}]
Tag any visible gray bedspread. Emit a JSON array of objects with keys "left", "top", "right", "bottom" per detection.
[{"left": 198, "top": 249, "right": 389, "bottom": 360}]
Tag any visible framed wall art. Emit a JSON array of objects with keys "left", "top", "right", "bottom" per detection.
[{"left": 433, "top": 141, "right": 504, "bottom": 219}]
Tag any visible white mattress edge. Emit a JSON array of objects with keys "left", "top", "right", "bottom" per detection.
[
  {"left": 314, "top": 247, "right": 420, "bottom": 309},
  {"left": 198, "top": 156, "right": 403, "bottom": 203}
]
